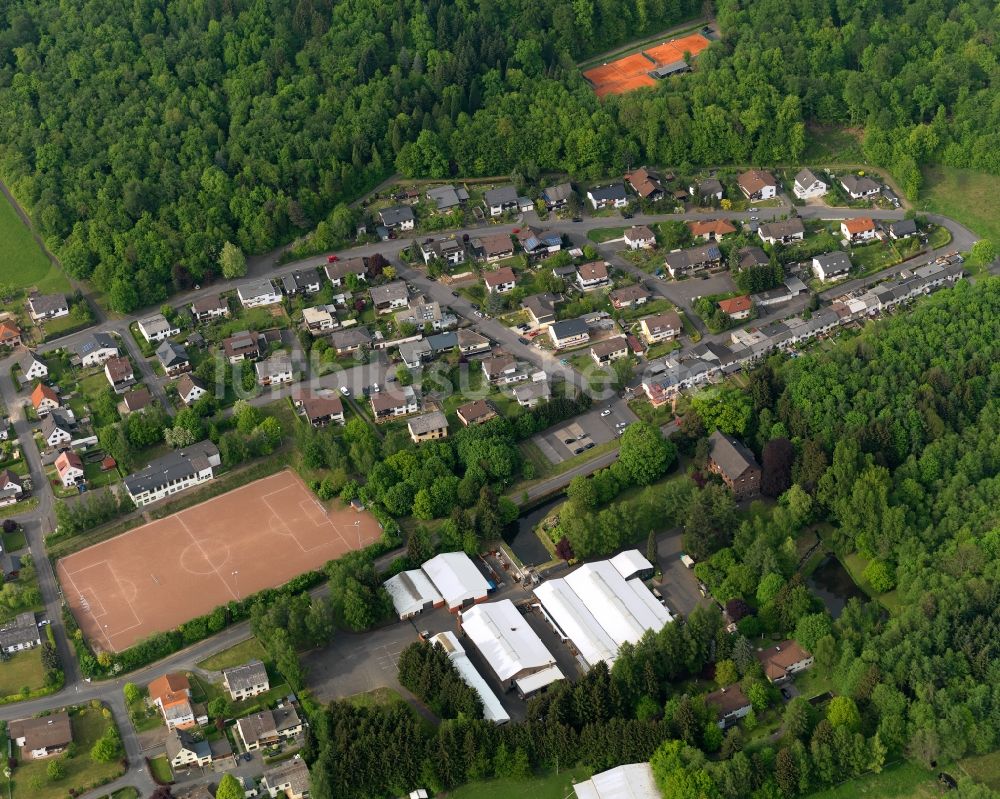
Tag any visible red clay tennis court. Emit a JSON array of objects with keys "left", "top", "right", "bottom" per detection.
[
  {"left": 583, "top": 33, "right": 711, "bottom": 97},
  {"left": 57, "top": 470, "right": 383, "bottom": 653}
]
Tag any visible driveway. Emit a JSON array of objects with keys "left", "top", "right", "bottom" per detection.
[
  {"left": 532, "top": 397, "right": 636, "bottom": 464},
  {"left": 654, "top": 529, "right": 711, "bottom": 618}
]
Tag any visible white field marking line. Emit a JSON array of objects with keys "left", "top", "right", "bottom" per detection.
[
  {"left": 260, "top": 493, "right": 311, "bottom": 553},
  {"left": 176, "top": 515, "right": 237, "bottom": 603},
  {"left": 63, "top": 561, "right": 114, "bottom": 619},
  {"left": 59, "top": 563, "right": 114, "bottom": 655},
  {"left": 105, "top": 562, "right": 144, "bottom": 632}
]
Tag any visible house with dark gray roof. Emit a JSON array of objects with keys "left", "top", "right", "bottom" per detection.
[
  {"left": 707, "top": 430, "right": 760, "bottom": 499},
  {"left": 281, "top": 269, "right": 321, "bottom": 295},
  {"left": 426, "top": 185, "right": 469, "bottom": 211},
  {"left": 812, "top": 252, "right": 852, "bottom": 282},
  {"left": 331, "top": 326, "right": 372, "bottom": 354},
  {"left": 370, "top": 281, "right": 409, "bottom": 313},
  {"left": 840, "top": 174, "right": 881, "bottom": 199},
  {"left": 757, "top": 218, "right": 805, "bottom": 246},
  {"left": 793, "top": 168, "right": 827, "bottom": 199},
  {"left": 586, "top": 183, "right": 628, "bottom": 210},
  {"left": 541, "top": 182, "right": 573, "bottom": 209},
  {"left": 483, "top": 186, "right": 519, "bottom": 216},
  {"left": 166, "top": 728, "right": 213, "bottom": 768},
  {"left": 74, "top": 332, "right": 119, "bottom": 367},
  {"left": 17, "top": 350, "right": 47, "bottom": 382},
  {"left": 737, "top": 246, "right": 770, "bottom": 269},
  {"left": 27, "top": 294, "right": 68, "bottom": 322},
  {"left": 888, "top": 219, "right": 917, "bottom": 239},
  {"left": 0, "top": 612, "right": 40, "bottom": 654},
  {"left": 548, "top": 317, "right": 590, "bottom": 349},
  {"left": 237, "top": 279, "right": 281, "bottom": 308},
  {"left": 123, "top": 441, "right": 220, "bottom": 507},
  {"left": 156, "top": 340, "right": 190, "bottom": 377},
  {"left": 223, "top": 660, "right": 270, "bottom": 701},
  {"left": 664, "top": 243, "right": 722, "bottom": 277},
  {"left": 378, "top": 205, "right": 415, "bottom": 230},
  {"left": 523, "top": 293, "right": 560, "bottom": 327},
  {"left": 689, "top": 178, "right": 724, "bottom": 203}
]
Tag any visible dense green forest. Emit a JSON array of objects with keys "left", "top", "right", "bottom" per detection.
[{"left": 1, "top": 0, "right": 997, "bottom": 309}]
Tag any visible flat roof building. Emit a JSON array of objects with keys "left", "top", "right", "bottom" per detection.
[{"left": 574, "top": 762, "right": 661, "bottom": 799}]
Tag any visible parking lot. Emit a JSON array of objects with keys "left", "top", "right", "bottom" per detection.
[
  {"left": 653, "top": 529, "right": 712, "bottom": 617},
  {"left": 532, "top": 396, "right": 637, "bottom": 464}
]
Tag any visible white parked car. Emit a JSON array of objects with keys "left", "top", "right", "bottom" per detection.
[
  {"left": 340, "top": 386, "right": 351, "bottom": 397},
  {"left": 600, "top": 409, "right": 612, "bottom": 417}
]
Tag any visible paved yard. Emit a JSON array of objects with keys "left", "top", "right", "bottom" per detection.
[
  {"left": 654, "top": 529, "right": 712, "bottom": 617},
  {"left": 533, "top": 396, "right": 637, "bottom": 464}
]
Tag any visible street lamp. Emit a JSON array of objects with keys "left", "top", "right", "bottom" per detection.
[
  {"left": 232, "top": 570, "right": 240, "bottom": 601},
  {"left": 353, "top": 520, "right": 361, "bottom": 548}
]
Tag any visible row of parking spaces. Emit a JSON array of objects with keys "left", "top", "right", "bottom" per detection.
[{"left": 535, "top": 398, "right": 637, "bottom": 464}]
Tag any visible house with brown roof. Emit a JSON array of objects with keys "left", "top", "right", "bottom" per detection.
[
  {"left": 370, "top": 386, "right": 419, "bottom": 420},
  {"left": 590, "top": 336, "right": 629, "bottom": 365},
  {"left": 262, "top": 755, "right": 311, "bottom": 799},
  {"left": 483, "top": 266, "right": 517, "bottom": 294},
  {"left": 687, "top": 219, "right": 737, "bottom": 241},
  {"left": 664, "top": 243, "right": 722, "bottom": 277},
  {"left": 717, "top": 295, "right": 752, "bottom": 320},
  {"left": 149, "top": 673, "right": 202, "bottom": 730},
  {"left": 122, "top": 388, "right": 153, "bottom": 414},
  {"left": 482, "top": 354, "right": 526, "bottom": 385},
  {"left": 624, "top": 225, "right": 656, "bottom": 250},
  {"left": 176, "top": 374, "right": 208, "bottom": 406},
  {"left": 576, "top": 261, "right": 610, "bottom": 292},
  {"left": 841, "top": 217, "right": 876, "bottom": 243},
  {"left": 610, "top": 284, "right": 652, "bottom": 310},
  {"left": 408, "top": 411, "right": 449, "bottom": 443},
  {"left": 639, "top": 311, "right": 682, "bottom": 344},
  {"left": 737, "top": 170, "right": 777, "bottom": 200},
  {"left": 523, "top": 293, "right": 560, "bottom": 328},
  {"left": 104, "top": 356, "right": 136, "bottom": 394},
  {"left": 236, "top": 706, "right": 303, "bottom": 751},
  {"left": 0, "top": 469, "right": 23, "bottom": 504},
  {"left": 0, "top": 322, "right": 21, "bottom": 348},
  {"left": 298, "top": 393, "right": 345, "bottom": 427},
  {"left": 55, "top": 450, "right": 85, "bottom": 488},
  {"left": 331, "top": 326, "right": 372, "bottom": 355},
  {"left": 9, "top": 712, "right": 72, "bottom": 759},
  {"left": 755, "top": 640, "right": 814, "bottom": 684},
  {"left": 707, "top": 430, "right": 760, "bottom": 499},
  {"left": 737, "top": 246, "right": 770, "bottom": 269},
  {"left": 758, "top": 218, "right": 805, "bottom": 246},
  {"left": 705, "top": 686, "right": 752, "bottom": 728},
  {"left": 457, "top": 399, "right": 498, "bottom": 427},
  {"left": 624, "top": 168, "right": 663, "bottom": 201},
  {"left": 190, "top": 294, "right": 229, "bottom": 322},
  {"left": 473, "top": 233, "right": 515, "bottom": 263},
  {"left": 223, "top": 331, "right": 263, "bottom": 363},
  {"left": 325, "top": 257, "right": 368, "bottom": 287},
  {"left": 31, "top": 383, "right": 60, "bottom": 415}
]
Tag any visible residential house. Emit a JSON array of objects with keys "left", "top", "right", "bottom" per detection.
[
  {"left": 223, "top": 331, "right": 263, "bottom": 363},
  {"left": 624, "top": 225, "right": 657, "bottom": 250},
  {"left": 237, "top": 707, "right": 303, "bottom": 752},
  {"left": 123, "top": 388, "right": 152, "bottom": 414},
  {"left": 687, "top": 219, "right": 736, "bottom": 241},
  {"left": 237, "top": 280, "right": 282, "bottom": 309},
  {"left": 690, "top": 178, "right": 724, "bottom": 204},
  {"left": 370, "top": 386, "right": 419, "bottom": 420},
  {"left": 0, "top": 469, "right": 23, "bottom": 503},
  {"left": 541, "top": 182, "right": 573, "bottom": 210},
  {"left": 167, "top": 728, "right": 213, "bottom": 768},
  {"left": 737, "top": 246, "right": 770, "bottom": 269},
  {"left": 176, "top": 374, "right": 208, "bottom": 406},
  {"left": 0, "top": 612, "right": 41, "bottom": 654},
  {"left": 705, "top": 686, "right": 752, "bottom": 728},
  {"left": 717, "top": 295, "right": 752, "bottom": 320},
  {"left": 137, "top": 313, "right": 180, "bottom": 343},
  {"left": 56, "top": 450, "right": 84, "bottom": 488},
  {"left": 149, "top": 672, "right": 204, "bottom": 730},
  {"left": 513, "top": 381, "right": 551, "bottom": 408},
  {"left": 624, "top": 168, "right": 663, "bottom": 201},
  {"left": 331, "top": 326, "right": 372, "bottom": 355},
  {"left": 516, "top": 227, "right": 562, "bottom": 259},
  {"left": 123, "top": 441, "right": 221, "bottom": 507},
  {"left": 255, "top": 355, "right": 294, "bottom": 387},
  {"left": 325, "top": 257, "right": 368, "bottom": 287},
  {"left": 104, "top": 356, "right": 136, "bottom": 394},
  {"left": 298, "top": 392, "right": 345, "bottom": 427},
  {"left": 41, "top": 411, "right": 74, "bottom": 448},
  {"left": 408, "top": 411, "right": 449, "bottom": 443},
  {"left": 421, "top": 238, "right": 466, "bottom": 266},
  {"left": 484, "top": 267, "right": 517, "bottom": 294},
  {"left": 551, "top": 263, "right": 577, "bottom": 281},
  {"left": 576, "top": 261, "right": 610, "bottom": 292},
  {"left": 74, "top": 332, "right": 119, "bottom": 367},
  {"left": 31, "top": 383, "right": 60, "bottom": 415},
  {"left": 379, "top": 206, "right": 415, "bottom": 231},
  {"left": 398, "top": 339, "right": 432, "bottom": 368},
  {"left": 737, "top": 170, "right": 777, "bottom": 200},
  {"left": 840, "top": 174, "right": 880, "bottom": 199},
  {"left": 812, "top": 252, "right": 852, "bottom": 282},
  {"left": 190, "top": 294, "right": 229, "bottom": 321},
  {"left": 888, "top": 219, "right": 917, "bottom": 239},
  {"left": 370, "top": 281, "right": 409, "bottom": 314},
  {"left": 755, "top": 640, "right": 814, "bottom": 684},
  {"left": 664, "top": 243, "right": 722, "bottom": 277},
  {"left": 302, "top": 306, "right": 337, "bottom": 334},
  {"left": 18, "top": 350, "right": 47, "bottom": 381},
  {"left": 707, "top": 430, "right": 761, "bottom": 499},
  {"left": 522, "top": 293, "right": 559, "bottom": 328},
  {"left": 639, "top": 311, "right": 682, "bottom": 344},
  {"left": 282, "top": 270, "right": 321, "bottom": 296},
  {"left": 28, "top": 293, "right": 70, "bottom": 322},
  {"left": 757, "top": 218, "right": 805, "bottom": 246},
  {"left": 610, "top": 284, "right": 651, "bottom": 310},
  {"left": 483, "top": 186, "right": 519, "bottom": 217},
  {"left": 222, "top": 660, "right": 270, "bottom": 701},
  {"left": 472, "top": 233, "right": 514, "bottom": 263},
  {"left": 426, "top": 185, "right": 469, "bottom": 211},
  {"left": 586, "top": 183, "right": 628, "bottom": 209},
  {"left": 261, "top": 756, "right": 311, "bottom": 799},
  {"left": 841, "top": 217, "right": 876, "bottom": 243},
  {"left": 548, "top": 318, "right": 590, "bottom": 350},
  {"left": 156, "top": 340, "right": 190, "bottom": 377},
  {"left": 793, "top": 168, "right": 827, "bottom": 199},
  {"left": 590, "top": 336, "right": 629, "bottom": 365},
  {"left": 482, "top": 354, "right": 527, "bottom": 384},
  {"left": 457, "top": 400, "right": 497, "bottom": 427},
  {"left": 396, "top": 298, "right": 456, "bottom": 332},
  {"left": 0, "top": 322, "right": 21, "bottom": 348},
  {"left": 9, "top": 712, "right": 72, "bottom": 758}
]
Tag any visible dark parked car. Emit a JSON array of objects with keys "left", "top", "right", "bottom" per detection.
[
  {"left": 518, "top": 336, "right": 530, "bottom": 345},
  {"left": 451, "top": 290, "right": 459, "bottom": 297}
]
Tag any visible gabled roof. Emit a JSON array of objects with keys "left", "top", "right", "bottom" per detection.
[
  {"left": 460, "top": 598, "right": 560, "bottom": 682},
  {"left": 624, "top": 168, "right": 662, "bottom": 198},
  {"left": 301, "top": 393, "right": 343, "bottom": 422},
  {"left": 758, "top": 218, "right": 805, "bottom": 240},
  {"left": 664, "top": 243, "right": 721, "bottom": 270},
  {"left": 223, "top": 660, "right": 269, "bottom": 694},
  {"left": 888, "top": 219, "right": 917, "bottom": 236},
  {"left": 74, "top": 332, "right": 117, "bottom": 358},
  {"left": 549, "top": 317, "right": 589, "bottom": 340},
  {"left": 166, "top": 728, "right": 212, "bottom": 761},
  {"left": 369, "top": 281, "right": 408, "bottom": 305},
  {"left": 156, "top": 339, "right": 189, "bottom": 368},
  {"left": 708, "top": 430, "right": 759, "bottom": 481},
  {"left": 18, "top": 349, "right": 45, "bottom": 373},
  {"left": 737, "top": 170, "right": 776, "bottom": 195},
  {"left": 755, "top": 640, "right": 812, "bottom": 681},
  {"left": 794, "top": 168, "right": 823, "bottom": 188},
  {"left": 237, "top": 279, "right": 278, "bottom": 300},
  {"left": 624, "top": 225, "right": 656, "bottom": 241},
  {"left": 426, "top": 185, "right": 469, "bottom": 209},
  {"left": 104, "top": 356, "right": 134, "bottom": 382},
  {"left": 28, "top": 293, "right": 68, "bottom": 315},
  {"left": 591, "top": 336, "right": 629, "bottom": 358},
  {"left": 482, "top": 354, "right": 516, "bottom": 377},
  {"left": 124, "top": 388, "right": 153, "bottom": 412},
  {"left": 370, "top": 386, "right": 416, "bottom": 413},
  {"left": 577, "top": 261, "right": 608, "bottom": 281},
  {"left": 175, "top": 374, "right": 206, "bottom": 399},
  {"left": 325, "top": 257, "right": 368, "bottom": 280},
  {"left": 522, "top": 293, "right": 559, "bottom": 321},
  {"left": 149, "top": 672, "right": 191, "bottom": 706},
  {"left": 191, "top": 294, "right": 227, "bottom": 313},
  {"left": 474, "top": 233, "right": 515, "bottom": 257},
  {"left": 610, "top": 284, "right": 651, "bottom": 304},
  {"left": 9, "top": 712, "right": 71, "bottom": 751},
  {"left": 542, "top": 182, "right": 573, "bottom": 203},
  {"left": 408, "top": 411, "right": 448, "bottom": 436},
  {"left": 31, "top": 383, "right": 59, "bottom": 408},
  {"left": 0, "top": 321, "right": 20, "bottom": 341},
  {"left": 378, "top": 206, "right": 414, "bottom": 226},
  {"left": 573, "top": 762, "right": 660, "bottom": 799},
  {"left": 717, "top": 295, "right": 752, "bottom": 314},
  {"left": 484, "top": 267, "right": 517, "bottom": 288},
  {"left": 840, "top": 174, "right": 880, "bottom": 194},
  {"left": 694, "top": 178, "right": 724, "bottom": 196},
  {"left": 331, "top": 326, "right": 371, "bottom": 349},
  {"left": 0, "top": 469, "right": 22, "bottom": 489},
  {"left": 588, "top": 183, "right": 627, "bottom": 202},
  {"left": 705, "top": 685, "right": 751, "bottom": 718},
  {"left": 737, "top": 246, "right": 770, "bottom": 269},
  {"left": 842, "top": 217, "right": 875, "bottom": 235},
  {"left": 483, "top": 186, "right": 518, "bottom": 206},
  {"left": 422, "top": 552, "right": 491, "bottom": 609},
  {"left": 687, "top": 219, "right": 736, "bottom": 237},
  {"left": 457, "top": 399, "right": 497, "bottom": 424},
  {"left": 813, "top": 252, "right": 851, "bottom": 274}
]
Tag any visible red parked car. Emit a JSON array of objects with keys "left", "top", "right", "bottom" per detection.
[{"left": 327, "top": 254, "right": 339, "bottom": 263}]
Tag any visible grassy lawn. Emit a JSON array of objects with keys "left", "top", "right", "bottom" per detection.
[
  {"left": 148, "top": 754, "right": 173, "bottom": 783},
  {"left": 101, "top": 790, "right": 140, "bottom": 799},
  {"left": 0, "top": 193, "right": 69, "bottom": 293},
  {"left": 920, "top": 165, "right": 1000, "bottom": 248},
  {"left": 802, "top": 125, "right": 866, "bottom": 164},
  {"left": 628, "top": 397, "right": 675, "bottom": 426},
  {"left": 841, "top": 551, "right": 901, "bottom": 615},
  {"left": 587, "top": 226, "right": 626, "bottom": 243},
  {"left": 4, "top": 706, "right": 125, "bottom": 799},
  {"left": 849, "top": 242, "right": 904, "bottom": 277},
  {"left": 513, "top": 437, "right": 619, "bottom": 488},
  {"left": 0, "top": 497, "right": 39, "bottom": 521},
  {"left": 793, "top": 666, "right": 836, "bottom": 702},
  {"left": 197, "top": 637, "right": 268, "bottom": 671},
  {"left": 3, "top": 527, "right": 28, "bottom": 551},
  {"left": 644, "top": 339, "right": 682, "bottom": 360},
  {"left": 0, "top": 648, "right": 48, "bottom": 699},
  {"left": 618, "top": 297, "right": 675, "bottom": 323},
  {"left": 445, "top": 767, "right": 590, "bottom": 799},
  {"left": 803, "top": 761, "right": 938, "bottom": 798},
  {"left": 347, "top": 686, "right": 406, "bottom": 710},
  {"left": 926, "top": 224, "right": 952, "bottom": 249},
  {"left": 960, "top": 750, "right": 1000, "bottom": 790}
]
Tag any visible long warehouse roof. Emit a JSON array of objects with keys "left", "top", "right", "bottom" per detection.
[
  {"left": 535, "top": 579, "right": 618, "bottom": 667},
  {"left": 460, "top": 599, "right": 558, "bottom": 682},
  {"left": 422, "top": 552, "right": 491, "bottom": 610},
  {"left": 430, "top": 631, "right": 510, "bottom": 725}
]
